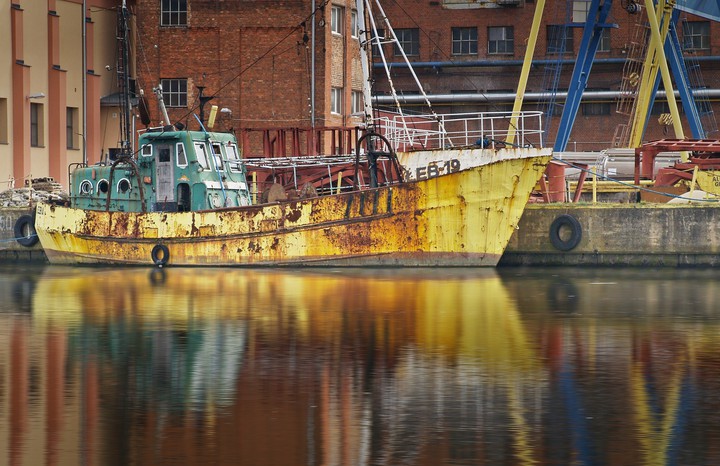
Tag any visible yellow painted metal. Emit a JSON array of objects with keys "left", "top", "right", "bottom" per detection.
[
  {"left": 630, "top": 0, "right": 684, "bottom": 149},
  {"left": 506, "top": 0, "right": 546, "bottom": 146},
  {"left": 35, "top": 152, "right": 551, "bottom": 267},
  {"left": 630, "top": 358, "right": 685, "bottom": 465},
  {"left": 688, "top": 171, "right": 720, "bottom": 197}
]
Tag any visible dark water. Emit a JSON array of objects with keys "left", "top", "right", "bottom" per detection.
[{"left": 1, "top": 265, "right": 720, "bottom": 465}]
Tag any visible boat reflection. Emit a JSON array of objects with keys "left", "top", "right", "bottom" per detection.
[{"left": 1, "top": 266, "right": 720, "bottom": 464}]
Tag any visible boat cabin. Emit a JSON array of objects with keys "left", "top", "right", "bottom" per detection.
[{"left": 70, "top": 130, "right": 253, "bottom": 212}]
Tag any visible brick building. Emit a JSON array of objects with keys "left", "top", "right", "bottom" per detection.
[
  {"left": 369, "top": 0, "right": 720, "bottom": 151},
  {"left": 131, "top": 0, "right": 366, "bottom": 156}
]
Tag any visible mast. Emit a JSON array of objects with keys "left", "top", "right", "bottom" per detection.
[
  {"left": 82, "top": 0, "right": 87, "bottom": 165},
  {"left": 117, "top": 0, "right": 133, "bottom": 157},
  {"left": 356, "top": 0, "right": 374, "bottom": 130}
]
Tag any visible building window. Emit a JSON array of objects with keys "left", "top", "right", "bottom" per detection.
[
  {"left": 394, "top": 28, "right": 420, "bottom": 56},
  {"left": 488, "top": 26, "right": 513, "bottom": 55},
  {"left": 161, "top": 0, "right": 187, "bottom": 27},
  {"left": 372, "top": 28, "right": 385, "bottom": 58},
  {"left": 547, "top": 25, "right": 573, "bottom": 53},
  {"left": 351, "top": 10, "right": 359, "bottom": 38},
  {"left": 452, "top": 27, "right": 478, "bottom": 56},
  {"left": 651, "top": 101, "right": 684, "bottom": 115},
  {"left": 331, "top": 87, "right": 343, "bottom": 115},
  {"left": 682, "top": 21, "right": 710, "bottom": 51},
  {"left": 351, "top": 90, "right": 363, "bottom": 115},
  {"left": 66, "top": 107, "right": 79, "bottom": 149},
  {"left": 0, "top": 98, "right": 7, "bottom": 144},
  {"left": 161, "top": 79, "right": 187, "bottom": 107},
  {"left": 581, "top": 101, "right": 611, "bottom": 116},
  {"left": 597, "top": 28, "right": 611, "bottom": 52},
  {"left": 30, "top": 103, "right": 44, "bottom": 147},
  {"left": 331, "top": 5, "right": 344, "bottom": 35},
  {"left": 572, "top": 0, "right": 591, "bottom": 23}
]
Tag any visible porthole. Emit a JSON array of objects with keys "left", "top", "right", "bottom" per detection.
[
  {"left": 79, "top": 180, "right": 93, "bottom": 195},
  {"left": 97, "top": 179, "right": 109, "bottom": 194},
  {"left": 117, "top": 178, "right": 131, "bottom": 194}
]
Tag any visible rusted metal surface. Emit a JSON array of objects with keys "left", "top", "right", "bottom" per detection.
[{"left": 36, "top": 153, "right": 550, "bottom": 267}]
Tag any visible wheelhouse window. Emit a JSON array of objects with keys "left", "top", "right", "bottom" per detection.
[
  {"left": 141, "top": 144, "right": 152, "bottom": 157},
  {"left": 211, "top": 143, "right": 224, "bottom": 171},
  {"left": 30, "top": 103, "right": 44, "bottom": 147},
  {"left": 331, "top": 5, "right": 344, "bottom": 35},
  {"left": 226, "top": 143, "right": 241, "bottom": 172},
  {"left": 158, "top": 145, "right": 171, "bottom": 162},
  {"left": 176, "top": 142, "right": 187, "bottom": 167},
  {"left": 161, "top": 0, "right": 187, "bottom": 27},
  {"left": 394, "top": 28, "right": 419, "bottom": 57},
  {"left": 452, "top": 27, "right": 478, "bottom": 56},
  {"left": 547, "top": 25, "right": 573, "bottom": 53},
  {"left": 488, "top": 26, "right": 513, "bottom": 55},
  {"left": 194, "top": 142, "right": 210, "bottom": 170},
  {"left": 160, "top": 78, "right": 187, "bottom": 107},
  {"left": 682, "top": 21, "right": 710, "bottom": 51},
  {"left": 331, "top": 87, "right": 343, "bottom": 115}
]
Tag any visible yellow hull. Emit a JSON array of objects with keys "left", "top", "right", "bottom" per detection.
[{"left": 35, "top": 153, "right": 550, "bottom": 266}]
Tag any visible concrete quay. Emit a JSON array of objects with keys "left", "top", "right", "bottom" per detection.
[{"left": 501, "top": 203, "right": 720, "bottom": 267}]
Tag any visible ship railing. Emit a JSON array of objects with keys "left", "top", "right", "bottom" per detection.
[{"left": 373, "top": 110, "right": 545, "bottom": 152}]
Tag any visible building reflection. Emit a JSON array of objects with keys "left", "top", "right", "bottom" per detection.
[{"left": 0, "top": 266, "right": 719, "bottom": 464}]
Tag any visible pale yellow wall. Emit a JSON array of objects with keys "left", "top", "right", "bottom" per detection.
[
  {"left": 58, "top": 1, "right": 84, "bottom": 167},
  {"left": 25, "top": 1, "right": 50, "bottom": 179},
  {"left": 92, "top": 7, "right": 124, "bottom": 158},
  {"left": 0, "top": 1, "right": 120, "bottom": 189},
  {"left": 0, "top": 6, "right": 11, "bottom": 187}
]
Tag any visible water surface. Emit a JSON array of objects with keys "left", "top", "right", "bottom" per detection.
[{"left": 0, "top": 265, "right": 718, "bottom": 465}]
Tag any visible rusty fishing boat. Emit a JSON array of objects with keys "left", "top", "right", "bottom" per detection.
[
  {"left": 33, "top": 1, "right": 551, "bottom": 267},
  {"left": 35, "top": 126, "right": 549, "bottom": 266}
]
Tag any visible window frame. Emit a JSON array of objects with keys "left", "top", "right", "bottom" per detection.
[
  {"left": 682, "top": 21, "right": 710, "bottom": 51},
  {"left": 176, "top": 142, "right": 188, "bottom": 167},
  {"left": 547, "top": 25, "right": 573, "bottom": 54},
  {"left": 66, "top": 107, "right": 79, "bottom": 149},
  {"left": 572, "top": 0, "right": 590, "bottom": 23},
  {"left": 331, "top": 87, "right": 343, "bottom": 115},
  {"left": 30, "top": 103, "right": 44, "bottom": 148},
  {"left": 160, "top": 78, "right": 188, "bottom": 108},
  {"left": 226, "top": 143, "right": 242, "bottom": 173},
  {"left": 0, "top": 98, "right": 6, "bottom": 144},
  {"left": 351, "top": 90, "right": 363, "bottom": 115},
  {"left": 597, "top": 27, "right": 611, "bottom": 53},
  {"left": 488, "top": 26, "right": 514, "bottom": 55},
  {"left": 350, "top": 10, "right": 359, "bottom": 38},
  {"left": 194, "top": 142, "right": 210, "bottom": 170},
  {"left": 331, "top": 5, "right": 344, "bottom": 36},
  {"left": 394, "top": 28, "right": 420, "bottom": 57},
  {"left": 161, "top": 0, "right": 187, "bottom": 27},
  {"left": 451, "top": 27, "right": 478, "bottom": 56}
]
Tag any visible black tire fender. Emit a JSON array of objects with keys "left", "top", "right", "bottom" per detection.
[
  {"left": 151, "top": 244, "right": 170, "bottom": 267},
  {"left": 14, "top": 214, "right": 39, "bottom": 248},
  {"left": 549, "top": 214, "right": 582, "bottom": 251}
]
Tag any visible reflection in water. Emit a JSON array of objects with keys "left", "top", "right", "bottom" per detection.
[{"left": 0, "top": 266, "right": 720, "bottom": 464}]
